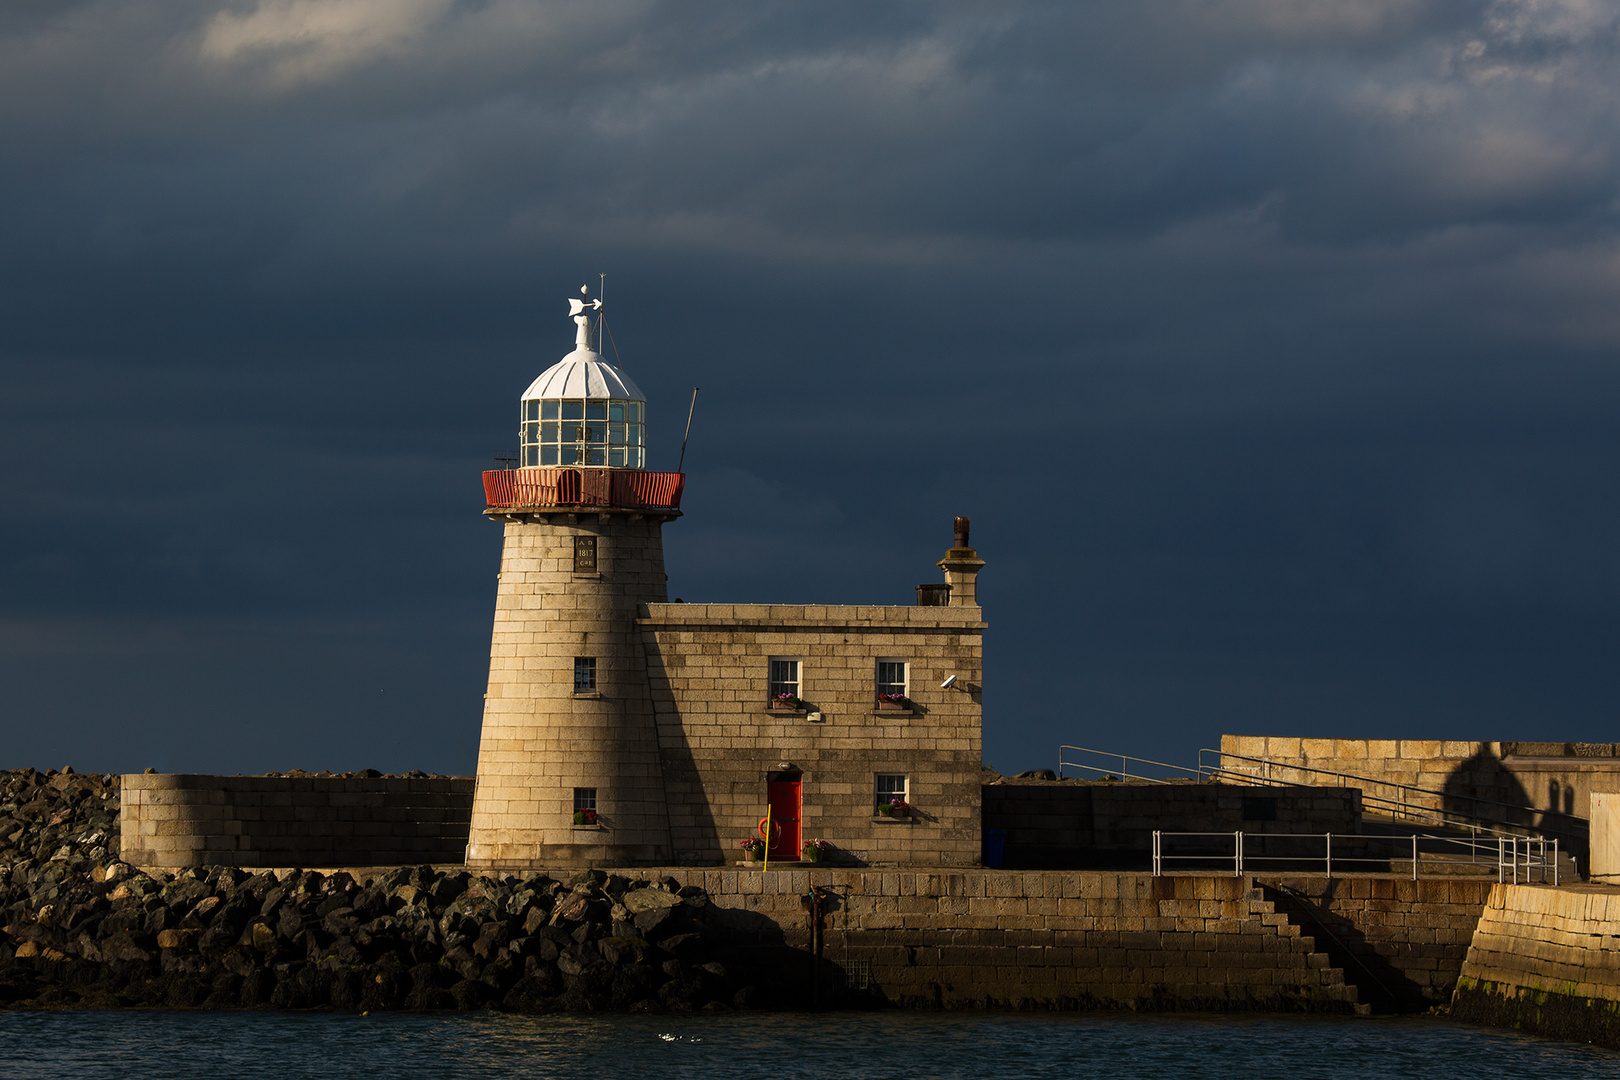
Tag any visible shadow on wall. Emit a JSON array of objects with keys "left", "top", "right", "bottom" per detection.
[
  {"left": 1442, "top": 747, "right": 1533, "bottom": 831},
  {"left": 1260, "top": 880, "right": 1428, "bottom": 1013},
  {"left": 642, "top": 636, "right": 721, "bottom": 864},
  {"left": 1442, "top": 747, "right": 1588, "bottom": 865}
]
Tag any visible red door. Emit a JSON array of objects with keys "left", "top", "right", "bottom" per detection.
[{"left": 766, "top": 772, "right": 802, "bottom": 860}]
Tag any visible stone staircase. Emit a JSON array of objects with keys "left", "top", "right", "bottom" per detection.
[{"left": 1245, "top": 885, "right": 1373, "bottom": 1015}]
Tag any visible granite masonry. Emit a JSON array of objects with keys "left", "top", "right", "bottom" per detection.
[
  {"left": 462, "top": 308, "right": 988, "bottom": 871},
  {"left": 120, "top": 773, "right": 473, "bottom": 870},
  {"left": 638, "top": 601, "right": 984, "bottom": 868},
  {"left": 982, "top": 781, "right": 1362, "bottom": 869},
  {"left": 1451, "top": 882, "right": 1620, "bottom": 1048},
  {"left": 1219, "top": 736, "right": 1611, "bottom": 862},
  {"left": 8, "top": 770, "right": 1454, "bottom": 1015},
  {"left": 465, "top": 509, "right": 986, "bottom": 871}
]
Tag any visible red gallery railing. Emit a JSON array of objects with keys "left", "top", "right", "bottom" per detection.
[{"left": 482, "top": 468, "right": 685, "bottom": 511}]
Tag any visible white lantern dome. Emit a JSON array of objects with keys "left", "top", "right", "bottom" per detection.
[{"left": 518, "top": 290, "right": 647, "bottom": 469}]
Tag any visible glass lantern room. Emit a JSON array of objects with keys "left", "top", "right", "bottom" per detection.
[
  {"left": 518, "top": 310, "right": 647, "bottom": 468},
  {"left": 520, "top": 396, "right": 645, "bottom": 468}
]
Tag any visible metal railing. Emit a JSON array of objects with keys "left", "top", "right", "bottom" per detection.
[
  {"left": 1056, "top": 746, "right": 1204, "bottom": 783},
  {"left": 1152, "top": 829, "right": 1559, "bottom": 883},
  {"left": 1197, "top": 748, "right": 1578, "bottom": 843},
  {"left": 483, "top": 468, "right": 685, "bottom": 511}
]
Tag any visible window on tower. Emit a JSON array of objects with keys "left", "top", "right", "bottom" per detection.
[
  {"left": 574, "top": 657, "right": 597, "bottom": 694},
  {"left": 572, "top": 787, "right": 598, "bottom": 826}
]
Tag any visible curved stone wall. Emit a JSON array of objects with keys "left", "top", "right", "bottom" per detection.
[
  {"left": 466, "top": 511, "right": 675, "bottom": 867},
  {"left": 119, "top": 773, "right": 473, "bottom": 869}
]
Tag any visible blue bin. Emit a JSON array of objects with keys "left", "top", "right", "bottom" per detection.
[{"left": 983, "top": 829, "right": 1007, "bottom": 869}]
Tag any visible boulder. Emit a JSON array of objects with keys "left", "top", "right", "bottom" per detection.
[
  {"left": 155, "top": 928, "right": 199, "bottom": 951},
  {"left": 450, "top": 978, "right": 498, "bottom": 1010}
]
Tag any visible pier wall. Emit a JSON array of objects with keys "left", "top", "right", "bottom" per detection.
[
  {"left": 1452, "top": 883, "right": 1620, "bottom": 1047},
  {"left": 120, "top": 774, "right": 473, "bottom": 869},
  {"left": 1250, "top": 876, "right": 1491, "bottom": 1007},
  {"left": 656, "top": 868, "right": 1488, "bottom": 1010},
  {"left": 116, "top": 772, "right": 1498, "bottom": 1014},
  {"left": 982, "top": 782, "right": 1360, "bottom": 869},
  {"left": 1220, "top": 736, "right": 1611, "bottom": 860}
]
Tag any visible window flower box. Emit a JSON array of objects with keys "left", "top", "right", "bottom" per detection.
[
  {"left": 876, "top": 798, "right": 910, "bottom": 819},
  {"left": 572, "top": 809, "right": 598, "bottom": 827},
  {"left": 875, "top": 694, "right": 912, "bottom": 710}
]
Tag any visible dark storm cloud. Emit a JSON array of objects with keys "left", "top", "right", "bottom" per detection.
[{"left": 1, "top": 0, "right": 1617, "bottom": 773}]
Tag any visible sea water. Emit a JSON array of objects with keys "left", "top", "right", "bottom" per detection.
[{"left": 1, "top": 1010, "right": 1616, "bottom": 1080}]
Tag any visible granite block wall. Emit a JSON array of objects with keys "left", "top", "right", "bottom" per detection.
[
  {"left": 1220, "top": 735, "right": 1604, "bottom": 857},
  {"left": 983, "top": 782, "right": 1362, "bottom": 869},
  {"left": 1452, "top": 883, "right": 1620, "bottom": 1046},
  {"left": 639, "top": 603, "right": 984, "bottom": 867},
  {"left": 467, "top": 513, "right": 676, "bottom": 868},
  {"left": 1256, "top": 875, "right": 1492, "bottom": 1006},
  {"left": 120, "top": 774, "right": 474, "bottom": 869},
  {"left": 652, "top": 868, "right": 1473, "bottom": 1010}
]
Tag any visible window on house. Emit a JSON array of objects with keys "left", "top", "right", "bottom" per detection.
[
  {"left": 573, "top": 535, "right": 597, "bottom": 573},
  {"left": 768, "top": 658, "right": 800, "bottom": 703},
  {"left": 875, "top": 774, "right": 909, "bottom": 812},
  {"left": 876, "top": 660, "right": 908, "bottom": 701},
  {"left": 574, "top": 657, "right": 597, "bottom": 693}
]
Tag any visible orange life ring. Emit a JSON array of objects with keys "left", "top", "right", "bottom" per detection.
[{"left": 757, "top": 817, "right": 780, "bottom": 840}]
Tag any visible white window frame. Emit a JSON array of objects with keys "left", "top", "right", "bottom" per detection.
[
  {"left": 572, "top": 787, "right": 597, "bottom": 826},
  {"left": 768, "top": 657, "right": 801, "bottom": 702},
  {"left": 874, "top": 773, "right": 909, "bottom": 812},
  {"left": 875, "top": 658, "right": 909, "bottom": 700}
]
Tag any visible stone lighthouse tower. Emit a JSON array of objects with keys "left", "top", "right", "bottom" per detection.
[{"left": 465, "top": 289, "right": 684, "bottom": 868}]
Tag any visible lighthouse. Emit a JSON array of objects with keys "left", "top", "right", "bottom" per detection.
[{"left": 465, "top": 288, "right": 683, "bottom": 868}]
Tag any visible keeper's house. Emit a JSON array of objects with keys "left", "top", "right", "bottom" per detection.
[{"left": 465, "top": 292, "right": 986, "bottom": 869}]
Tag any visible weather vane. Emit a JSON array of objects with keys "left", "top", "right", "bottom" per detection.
[{"left": 568, "top": 284, "right": 602, "bottom": 349}]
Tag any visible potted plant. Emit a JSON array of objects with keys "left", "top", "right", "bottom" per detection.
[
  {"left": 877, "top": 797, "right": 909, "bottom": 818},
  {"left": 739, "top": 837, "right": 765, "bottom": 862},
  {"left": 770, "top": 692, "right": 805, "bottom": 711},
  {"left": 802, "top": 838, "right": 832, "bottom": 863},
  {"left": 875, "top": 693, "right": 911, "bottom": 710},
  {"left": 572, "top": 808, "right": 597, "bottom": 826}
]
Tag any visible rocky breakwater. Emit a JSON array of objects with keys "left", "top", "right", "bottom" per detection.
[{"left": 0, "top": 769, "right": 760, "bottom": 1012}]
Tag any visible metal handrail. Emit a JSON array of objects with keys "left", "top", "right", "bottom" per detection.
[
  {"left": 1199, "top": 748, "right": 1578, "bottom": 841},
  {"left": 1057, "top": 746, "right": 1204, "bottom": 783},
  {"left": 1152, "top": 829, "right": 1559, "bottom": 883}
]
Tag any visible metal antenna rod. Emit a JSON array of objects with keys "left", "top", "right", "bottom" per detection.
[
  {"left": 676, "top": 387, "right": 699, "bottom": 474},
  {"left": 596, "top": 273, "right": 606, "bottom": 351}
]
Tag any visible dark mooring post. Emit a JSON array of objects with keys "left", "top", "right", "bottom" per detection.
[{"left": 803, "top": 886, "right": 832, "bottom": 1007}]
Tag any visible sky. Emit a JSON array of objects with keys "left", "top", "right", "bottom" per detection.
[{"left": 2, "top": 0, "right": 1618, "bottom": 777}]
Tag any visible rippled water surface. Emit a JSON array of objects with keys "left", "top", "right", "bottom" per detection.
[{"left": 2, "top": 1010, "right": 1616, "bottom": 1080}]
